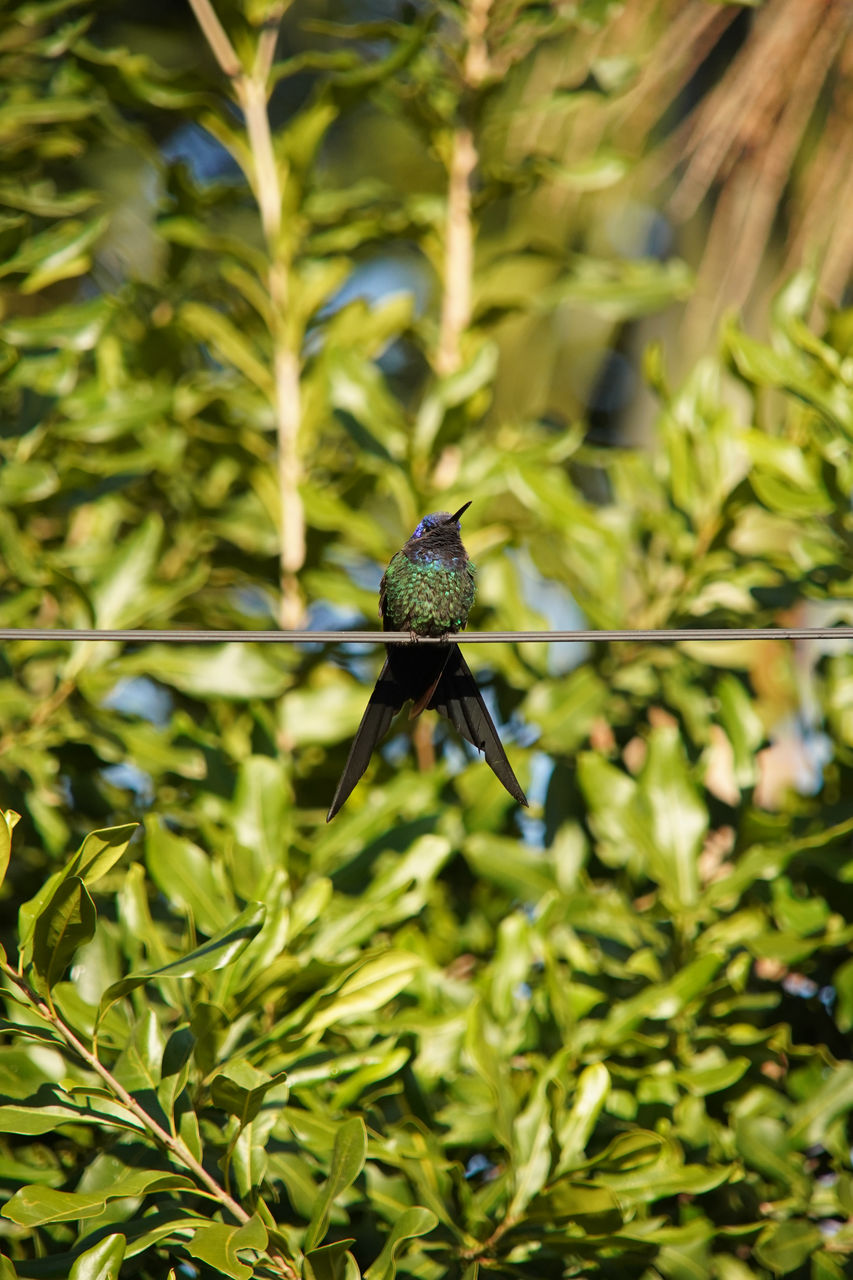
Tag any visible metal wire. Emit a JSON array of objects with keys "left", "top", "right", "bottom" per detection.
[{"left": 0, "top": 627, "right": 850, "bottom": 644}]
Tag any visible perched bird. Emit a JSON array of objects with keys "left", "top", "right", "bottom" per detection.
[{"left": 327, "top": 502, "right": 528, "bottom": 820}]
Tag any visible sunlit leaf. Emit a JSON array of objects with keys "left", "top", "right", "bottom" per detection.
[
  {"left": 364, "top": 1207, "right": 437, "bottom": 1280},
  {"left": 32, "top": 877, "right": 96, "bottom": 993},
  {"left": 304, "top": 1117, "right": 366, "bottom": 1251},
  {"left": 2, "top": 1171, "right": 194, "bottom": 1226},
  {"left": 185, "top": 1215, "right": 267, "bottom": 1280},
  {"left": 69, "top": 1233, "right": 126, "bottom": 1280}
]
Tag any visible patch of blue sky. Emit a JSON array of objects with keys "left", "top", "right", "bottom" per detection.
[
  {"left": 320, "top": 253, "right": 430, "bottom": 318},
  {"left": 103, "top": 676, "right": 172, "bottom": 727},
  {"left": 511, "top": 548, "right": 589, "bottom": 676},
  {"left": 100, "top": 762, "right": 154, "bottom": 805},
  {"left": 517, "top": 751, "right": 554, "bottom": 850},
  {"left": 161, "top": 121, "right": 238, "bottom": 183},
  {"left": 325, "top": 546, "right": 384, "bottom": 593},
  {"left": 304, "top": 252, "right": 430, "bottom": 358},
  {"left": 230, "top": 585, "right": 277, "bottom": 619}
]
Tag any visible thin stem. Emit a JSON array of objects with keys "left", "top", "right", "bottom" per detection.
[
  {"left": 188, "top": 0, "right": 305, "bottom": 628},
  {"left": 413, "top": 717, "right": 436, "bottom": 772},
  {"left": 435, "top": 0, "right": 493, "bottom": 377},
  {"left": 436, "top": 125, "right": 476, "bottom": 377},
  {"left": 274, "top": 342, "right": 306, "bottom": 628},
  {"left": 186, "top": 0, "right": 241, "bottom": 78},
  {"left": 241, "top": 74, "right": 283, "bottom": 244},
  {"left": 0, "top": 961, "right": 298, "bottom": 1280},
  {"left": 240, "top": 71, "right": 306, "bottom": 627}
]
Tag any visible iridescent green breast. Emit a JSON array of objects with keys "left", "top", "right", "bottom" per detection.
[{"left": 382, "top": 551, "right": 475, "bottom": 636}]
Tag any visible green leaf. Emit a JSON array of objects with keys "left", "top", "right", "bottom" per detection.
[
  {"left": 144, "top": 820, "right": 235, "bottom": 935},
  {"left": 69, "top": 1233, "right": 126, "bottom": 1280},
  {"left": 305, "top": 1239, "right": 358, "bottom": 1280},
  {"left": 19, "top": 823, "right": 137, "bottom": 965},
  {"left": 735, "top": 1115, "right": 809, "bottom": 1196},
  {"left": 414, "top": 343, "right": 498, "bottom": 455},
  {"left": 0, "top": 1097, "right": 145, "bottom": 1136},
  {"left": 0, "top": 214, "right": 108, "bottom": 293},
  {"left": 726, "top": 325, "right": 853, "bottom": 434},
  {"left": 753, "top": 1220, "right": 822, "bottom": 1274},
  {"left": 0, "top": 96, "right": 98, "bottom": 128},
  {"left": 676, "top": 1056, "right": 750, "bottom": 1096},
  {"left": 463, "top": 834, "right": 554, "bottom": 900},
  {"left": 364, "top": 1207, "right": 437, "bottom": 1280},
  {"left": 789, "top": 1062, "right": 853, "bottom": 1146},
  {"left": 579, "top": 728, "right": 707, "bottom": 911},
  {"left": 527, "top": 1180, "right": 622, "bottom": 1232},
  {"left": 556, "top": 1063, "right": 611, "bottom": 1174},
  {"left": 640, "top": 725, "right": 707, "bottom": 910},
  {"left": 89, "top": 513, "right": 163, "bottom": 629},
  {"left": 232, "top": 754, "right": 290, "bottom": 876},
  {"left": 210, "top": 1062, "right": 288, "bottom": 1127},
  {"left": 305, "top": 951, "right": 423, "bottom": 1035},
  {"left": 32, "top": 876, "right": 96, "bottom": 993},
  {"left": 0, "top": 296, "right": 112, "bottom": 350},
  {"left": 600, "top": 953, "right": 725, "bottom": 1044},
  {"left": 538, "top": 253, "right": 692, "bottom": 318},
  {"left": 0, "top": 808, "right": 19, "bottom": 889},
  {"left": 100, "top": 900, "right": 266, "bottom": 1017},
  {"left": 180, "top": 301, "right": 274, "bottom": 396},
  {"left": 508, "top": 1065, "right": 554, "bottom": 1217},
  {"left": 116, "top": 644, "right": 290, "bottom": 699},
  {"left": 304, "top": 1117, "right": 367, "bottom": 1251},
  {"left": 2, "top": 1171, "right": 194, "bottom": 1226},
  {"left": 185, "top": 1215, "right": 268, "bottom": 1280}
]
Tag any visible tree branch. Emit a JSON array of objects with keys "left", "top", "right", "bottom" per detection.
[{"left": 0, "top": 960, "right": 298, "bottom": 1280}]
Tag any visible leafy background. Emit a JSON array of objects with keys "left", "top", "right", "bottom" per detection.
[{"left": 1, "top": 1, "right": 853, "bottom": 1277}]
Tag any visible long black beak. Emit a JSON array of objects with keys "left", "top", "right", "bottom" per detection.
[{"left": 448, "top": 501, "right": 471, "bottom": 524}]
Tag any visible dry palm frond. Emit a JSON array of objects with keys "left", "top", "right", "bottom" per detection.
[{"left": 596, "top": 0, "right": 853, "bottom": 344}]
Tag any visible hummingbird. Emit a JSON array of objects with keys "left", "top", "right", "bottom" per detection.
[{"left": 326, "top": 502, "right": 528, "bottom": 820}]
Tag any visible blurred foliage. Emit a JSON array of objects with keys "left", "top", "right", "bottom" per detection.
[
  {"left": 573, "top": 0, "right": 853, "bottom": 357},
  {"left": 2, "top": 1, "right": 853, "bottom": 1278}
]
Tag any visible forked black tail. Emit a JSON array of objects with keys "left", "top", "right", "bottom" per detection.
[
  {"left": 326, "top": 644, "right": 527, "bottom": 820},
  {"left": 429, "top": 647, "right": 528, "bottom": 808}
]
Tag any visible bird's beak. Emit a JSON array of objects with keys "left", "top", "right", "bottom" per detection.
[{"left": 448, "top": 501, "right": 471, "bottom": 524}]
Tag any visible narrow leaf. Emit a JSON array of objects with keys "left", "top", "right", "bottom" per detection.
[
  {"left": 69, "top": 1233, "right": 126, "bottom": 1280},
  {"left": 99, "top": 901, "right": 265, "bottom": 1019},
  {"left": 365, "top": 1207, "right": 437, "bottom": 1280},
  {"left": 0, "top": 809, "right": 19, "bottom": 889},
  {"left": 32, "top": 876, "right": 96, "bottom": 993},
  {"left": 2, "top": 1172, "right": 194, "bottom": 1226},
  {"left": 19, "top": 823, "right": 137, "bottom": 962},
  {"left": 304, "top": 1117, "right": 366, "bottom": 1251}
]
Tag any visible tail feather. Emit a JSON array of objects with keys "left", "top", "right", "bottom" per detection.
[
  {"left": 327, "top": 644, "right": 527, "bottom": 819},
  {"left": 325, "top": 658, "right": 406, "bottom": 821},
  {"left": 429, "top": 647, "right": 528, "bottom": 806}
]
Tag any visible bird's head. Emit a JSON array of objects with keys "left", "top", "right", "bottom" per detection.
[{"left": 410, "top": 501, "right": 471, "bottom": 541}]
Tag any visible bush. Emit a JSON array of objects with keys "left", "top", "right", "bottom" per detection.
[{"left": 2, "top": 2, "right": 853, "bottom": 1278}]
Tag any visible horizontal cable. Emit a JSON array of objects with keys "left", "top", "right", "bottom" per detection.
[{"left": 0, "top": 627, "right": 851, "bottom": 644}]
